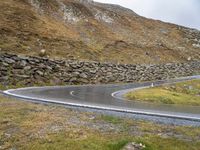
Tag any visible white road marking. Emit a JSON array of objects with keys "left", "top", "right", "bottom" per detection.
[
  {"left": 70, "top": 91, "right": 75, "bottom": 96},
  {"left": 111, "top": 86, "right": 151, "bottom": 100}
]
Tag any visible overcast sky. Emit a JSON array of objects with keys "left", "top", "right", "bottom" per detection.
[{"left": 95, "top": 0, "right": 200, "bottom": 30}]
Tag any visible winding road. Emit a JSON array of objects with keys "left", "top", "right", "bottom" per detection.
[{"left": 3, "top": 75, "right": 200, "bottom": 126}]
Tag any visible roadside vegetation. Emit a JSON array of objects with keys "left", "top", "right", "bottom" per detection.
[
  {"left": 125, "top": 79, "right": 200, "bottom": 106},
  {"left": 0, "top": 95, "right": 200, "bottom": 150}
]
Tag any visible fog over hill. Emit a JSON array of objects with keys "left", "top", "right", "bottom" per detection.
[{"left": 95, "top": 0, "right": 200, "bottom": 30}]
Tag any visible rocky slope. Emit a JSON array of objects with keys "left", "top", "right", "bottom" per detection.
[{"left": 0, "top": 0, "right": 200, "bottom": 64}]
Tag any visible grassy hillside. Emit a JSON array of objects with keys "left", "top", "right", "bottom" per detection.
[{"left": 0, "top": 0, "right": 200, "bottom": 64}]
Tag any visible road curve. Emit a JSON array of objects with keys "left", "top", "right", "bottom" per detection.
[{"left": 3, "top": 75, "right": 200, "bottom": 126}]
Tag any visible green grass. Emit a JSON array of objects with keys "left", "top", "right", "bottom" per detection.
[
  {"left": 1, "top": 96, "right": 200, "bottom": 150},
  {"left": 100, "top": 115, "right": 123, "bottom": 124},
  {"left": 125, "top": 79, "right": 200, "bottom": 106},
  {"left": 22, "top": 134, "right": 130, "bottom": 150},
  {"left": 136, "top": 136, "right": 200, "bottom": 150}
]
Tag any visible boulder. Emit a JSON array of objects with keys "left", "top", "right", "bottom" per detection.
[{"left": 39, "top": 49, "right": 47, "bottom": 57}]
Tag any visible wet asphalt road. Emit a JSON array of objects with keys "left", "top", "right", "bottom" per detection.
[{"left": 3, "top": 75, "right": 200, "bottom": 126}]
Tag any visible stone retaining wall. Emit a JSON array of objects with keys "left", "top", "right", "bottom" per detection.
[{"left": 0, "top": 53, "right": 200, "bottom": 86}]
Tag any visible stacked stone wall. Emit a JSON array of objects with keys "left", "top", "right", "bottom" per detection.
[{"left": 0, "top": 53, "right": 199, "bottom": 86}]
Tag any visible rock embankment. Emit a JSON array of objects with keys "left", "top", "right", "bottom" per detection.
[{"left": 0, "top": 53, "right": 199, "bottom": 86}]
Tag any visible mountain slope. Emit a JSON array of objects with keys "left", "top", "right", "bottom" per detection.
[{"left": 0, "top": 0, "right": 200, "bottom": 64}]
